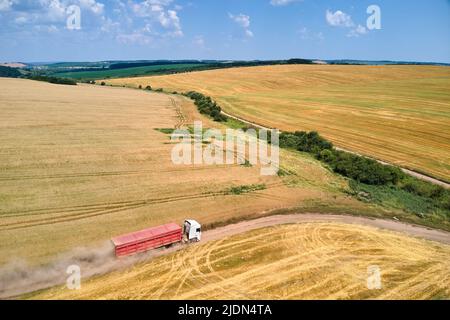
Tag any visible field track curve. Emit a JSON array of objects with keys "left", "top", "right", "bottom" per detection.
[{"left": 203, "top": 213, "right": 450, "bottom": 245}]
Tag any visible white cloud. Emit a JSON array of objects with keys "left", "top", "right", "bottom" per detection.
[
  {"left": 326, "top": 9, "right": 369, "bottom": 38},
  {"left": 0, "top": 0, "right": 184, "bottom": 46},
  {"left": 158, "top": 9, "right": 182, "bottom": 36},
  {"left": 132, "top": 0, "right": 173, "bottom": 16},
  {"left": 229, "top": 13, "right": 253, "bottom": 38},
  {"left": 117, "top": 31, "right": 152, "bottom": 45},
  {"left": 33, "top": 23, "right": 59, "bottom": 33},
  {"left": 131, "top": 0, "right": 183, "bottom": 37},
  {"left": 298, "top": 27, "right": 308, "bottom": 39},
  {"left": 41, "top": 0, "right": 66, "bottom": 22},
  {"left": 0, "top": 0, "right": 13, "bottom": 11},
  {"left": 193, "top": 35, "right": 205, "bottom": 47},
  {"left": 1, "top": 0, "right": 105, "bottom": 26},
  {"left": 298, "top": 27, "right": 324, "bottom": 41},
  {"left": 326, "top": 9, "right": 354, "bottom": 27},
  {"left": 317, "top": 32, "right": 324, "bottom": 41},
  {"left": 78, "top": 0, "right": 104, "bottom": 15},
  {"left": 347, "top": 24, "right": 367, "bottom": 37},
  {"left": 14, "top": 15, "right": 27, "bottom": 24},
  {"left": 270, "top": 0, "right": 300, "bottom": 6},
  {"left": 100, "top": 16, "right": 120, "bottom": 33},
  {"left": 229, "top": 13, "right": 250, "bottom": 28}
]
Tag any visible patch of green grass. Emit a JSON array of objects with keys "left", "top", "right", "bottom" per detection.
[
  {"left": 348, "top": 180, "right": 449, "bottom": 226},
  {"left": 277, "top": 167, "right": 295, "bottom": 177},
  {"left": 154, "top": 128, "right": 175, "bottom": 134},
  {"left": 240, "top": 159, "right": 252, "bottom": 167},
  {"left": 226, "top": 184, "right": 266, "bottom": 195},
  {"left": 224, "top": 117, "right": 250, "bottom": 130},
  {"left": 53, "top": 64, "right": 204, "bottom": 80}
]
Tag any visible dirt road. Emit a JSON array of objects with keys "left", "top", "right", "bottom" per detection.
[
  {"left": 203, "top": 213, "right": 450, "bottom": 245},
  {"left": 3, "top": 212, "right": 449, "bottom": 299}
]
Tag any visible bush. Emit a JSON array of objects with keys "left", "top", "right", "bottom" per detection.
[
  {"left": 226, "top": 184, "right": 266, "bottom": 195},
  {"left": 279, "top": 131, "right": 333, "bottom": 153},
  {"left": 100, "top": 81, "right": 106, "bottom": 86},
  {"left": 400, "top": 178, "right": 446, "bottom": 199},
  {"left": 184, "top": 91, "right": 228, "bottom": 122},
  {"left": 326, "top": 150, "right": 404, "bottom": 185},
  {"left": 28, "top": 75, "right": 77, "bottom": 86},
  {"left": 0, "top": 66, "right": 22, "bottom": 78},
  {"left": 138, "top": 85, "right": 142, "bottom": 89},
  {"left": 280, "top": 130, "right": 403, "bottom": 185},
  {"left": 317, "top": 149, "right": 336, "bottom": 163}
]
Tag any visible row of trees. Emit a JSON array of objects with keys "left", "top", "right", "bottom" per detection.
[
  {"left": 279, "top": 131, "right": 403, "bottom": 185},
  {"left": 318, "top": 149, "right": 404, "bottom": 185},
  {"left": 277, "top": 130, "right": 449, "bottom": 210},
  {"left": 27, "top": 75, "right": 77, "bottom": 85},
  {"left": 184, "top": 91, "right": 228, "bottom": 122},
  {"left": 0, "top": 66, "right": 78, "bottom": 85},
  {"left": 0, "top": 66, "right": 22, "bottom": 78},
  {"left": 280, "top": 131, "right": 333, "bottom": 153}
]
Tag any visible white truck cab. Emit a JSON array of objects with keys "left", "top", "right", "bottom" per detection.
[{"left": 183, "top": 219, "right": 201, "bottom": 242}]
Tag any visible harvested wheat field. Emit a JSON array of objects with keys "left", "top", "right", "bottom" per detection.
[
  {"left": 0, "top": 78, "right": 365, "bottom": 267},
  {"left": 30, "top": 222, "right": 450, "bottom": 300},
  {"left": 105, "top": 65, "right": 450, "bottom": 182}
]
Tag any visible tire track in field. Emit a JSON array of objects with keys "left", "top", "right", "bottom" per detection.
[
  {"left": 0, "top": 164, "right": 242, "bottom": 182},
  {"left": 0, "top": 193, "right": 218, "bottom": 231},
  {"left": 0, "top": 181, "right": 286, "bottom": 231},
  {"left": 171, "top": 97, "right": 186, "bottom": 129},
  {"left": 2, "top": 180, "right": 284, "bottom": 219},
  {"left": 177, "top": 222, "right": 449, "bottom": 299}
]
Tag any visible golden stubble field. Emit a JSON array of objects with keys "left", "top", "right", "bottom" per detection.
[
  {"left": 105, "top": 65, "right": 450, "bottom": 182},
  {"left": 30, "top": 222, "right": 450, "bottom": 300},
  {"left": 0, "top": 78, "right": 363, "bottom": 267}
]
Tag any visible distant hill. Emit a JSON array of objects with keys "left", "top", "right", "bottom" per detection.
[
  {"left": 48, "top": 59, "right": 314, "bottom": 80},
  {"left": 0, "top": 66, "right": 22, "bottom": 78},
  {"left": 326, "top": 59, "right": 450, "bottom": 66},
  {"left": 14, "top": 58, "right": 449, "bottom": 82},
  {"left": 0, "top": 62, "right": 27, "bottom": 68}
]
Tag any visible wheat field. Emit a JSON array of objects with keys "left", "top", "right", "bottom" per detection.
[
  {"left": 105, "top": 65, "right": 450, "bottom": 182},
  {"left": 0, "top": 78, "right": 360, "bottom": 267},
  {"left": 30, "top": 222, "right": 450, "bottom": 300}
]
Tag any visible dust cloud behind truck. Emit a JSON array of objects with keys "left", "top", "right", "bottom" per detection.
[{"left": 111, "top": 220, "right": 201, "bottom": 257}]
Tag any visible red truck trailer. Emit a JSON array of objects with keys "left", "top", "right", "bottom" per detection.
[{"left": 111, "top": 222, "right": 182, "bottom": 257}]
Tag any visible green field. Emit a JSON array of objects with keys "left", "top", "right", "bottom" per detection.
[{"left": 54, "top": 63, "right": 204, "bottom": 80}]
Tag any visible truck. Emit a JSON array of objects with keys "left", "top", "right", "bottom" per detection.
[{"left": 111, "top": 220, "right": 201, "bottom": 258}]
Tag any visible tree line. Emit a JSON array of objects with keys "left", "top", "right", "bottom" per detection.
[
  {"left": 277, "top": 131, "right": 449, "bottom": 211},
  {"left": 184, "top": 91, "right": 228, "bottom": 122}
]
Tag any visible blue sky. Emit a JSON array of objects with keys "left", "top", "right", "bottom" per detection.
[{"left": 0, "top": 0, "right": 449, "bottom": 62}]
